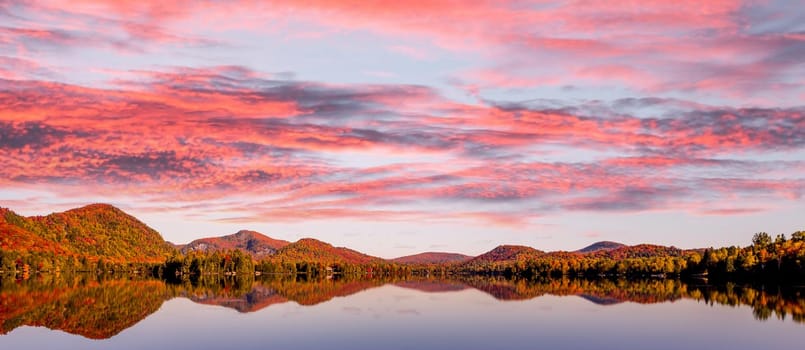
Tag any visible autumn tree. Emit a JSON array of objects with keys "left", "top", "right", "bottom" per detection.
[{"left": 752, "top": 232, "right": 772, "bottom": 248}]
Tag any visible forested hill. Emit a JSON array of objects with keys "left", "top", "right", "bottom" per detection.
[
  {"left": 270, "top": 238, "right": 383, "bottom": 265},
  {"left": 2, "top": 204, "right": 804, "bottom": 281},
  {"left": 181, "top": 230, "right": 290, "bottom": 258},
  {"left": 0, "top": 204, "right": 174, "bottom": 264},
  {"left": 464, "top": 245, "right": 544, "bottom": 265},
  {"left": 576, "top": 241, "right": 627, "bottom": 253},
  {"left": 392, "top": 252, "right": 472, "bottom": 264}
]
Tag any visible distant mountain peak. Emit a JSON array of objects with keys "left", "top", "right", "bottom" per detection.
[
  {"left": 273, "top": 237, "right": 381, "bottom": 264},
  {"left": 577, "top": 241, "right": 627, "bottom": 253},
  {"left": 493, "top": 244, "right": 532, "bottom": 251},
  {"left": 234, "top": 229, "right": 260, "bottom": 236},
  {"left": 79, "top": 203, "right": 118, "bottom": 209},
  {"left": 466, "top": 244, "right": 544, "bottom": 264},
  {"left": 181, "top": 230, "right": 290, "bottom": 258},
  {"left": 487, "top": 244, "right": 541, "bottom": 256},
  {"left": 66, "top": 203, "right": 123, "bottom": 213},
  {"left": 391, "top": 252, "right": 472, "bottom": 264},
  {"left": 296, "top": 237, "right": 327, "bottom": 245}
]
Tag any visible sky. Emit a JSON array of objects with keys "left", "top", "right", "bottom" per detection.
[{"left": 0, "top": 0, "right": 803, "bottom": 258}]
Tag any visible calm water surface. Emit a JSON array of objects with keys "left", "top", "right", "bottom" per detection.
[{"left": 1, "top": 275, "right": 804, "bottom": 349}]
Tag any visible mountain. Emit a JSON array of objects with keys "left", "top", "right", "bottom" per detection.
[
  {"left": 0, "top": 204, "right": 174, "bottom": 263},
  {"left": 592, "top": 244, "right": 683, "bottom": 259},
  {"left": 577, "top": 241, "right": 627, "bottom": 253},
  {"left": 0, "top": 203, "right": 689, "bottom": 272},
  {"left": 465, "top": 245, "right": 544, "bottom": 265},
  {"left": 0, "top": 208, "right": 70, "bottom": 255},
  {"left": 391, "top": 252, "right": 472, "bottom": 264},
  {"left": 272, "top": 238, "right": 382, "bottom": 265},
  {"left": 181, "top": 230, "right": 289, "bottom": 258}
]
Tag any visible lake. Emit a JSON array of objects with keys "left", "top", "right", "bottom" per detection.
[{"left": 1, "top": 275, "right": 804, "bottom": 350}]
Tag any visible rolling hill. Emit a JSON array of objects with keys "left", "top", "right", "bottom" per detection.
[
  {"left": 577, "top": 241, "right": 627, "bottom": 253},
  {"left": 0, "top": 204, "right": 174, "bottom": 263},
  {"left": 0, "top": 208, "right": 70, "bottom": 256},
  {"left": 272, "top": 238, "right": 382, "bottom": 265},
  {"left": 465, "top": 245, "right": 544, "bottom": 265},
  {"left": 181, "top": 230, "right": 289, "bottom": 258},
  {"left": 391, "top": 252, "right": 472, "bottom": 264},
  {"left": 591, "top": 244, "right": 684, "bottom": 259},
  {"left": 1, "top": 203, "right": 699, "bottom": 275}
]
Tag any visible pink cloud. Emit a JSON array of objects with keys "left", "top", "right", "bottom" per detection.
[
  {"left": 0, "top": 0, "right": 801, "bottom": 250},
  {"left": 697, "top": 208, "right": 767, "bottom": 216},
  {"left": 388, "top": 45, "right": 430, "bottom": 60},
  {"left": 3, "top": 0, "right": 802, "bottom": 104}
]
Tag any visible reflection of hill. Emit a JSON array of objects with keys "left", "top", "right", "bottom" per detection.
[
  {"left": 2, "top": 275, "right": 803, "bottom": 340},
  {"left": 394, "top": 280, "right": 469, "bottom": 293},
  {"left": 170, "top": 276, "right": 388, "bottom": 312},
  {"left": 460, "top": 277, "right": 541, "bottom": 300},
  {"left": 266, "top": 277, "right": 386, "bottom": 306},
  {"left": 0, "top": 275, "right": 166, "bottom": 339},
  {"left": 183, "top": 284, "right": 289, "bottom": 313},
  {"left": 577, "top": 294, "right": 624, "bottom": 305},
  {"left": 456, "top": 277, "right": 805, "bottom": 322},
  {"left": 457, "top": 276, "right": 687, "bottom": 304}
]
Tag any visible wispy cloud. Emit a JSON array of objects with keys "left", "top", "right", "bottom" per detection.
[
  {"left": 0, "top": 1, "right": 802, "bottom": 240},
  {"left": 2, "top": 1, "right": 802, "bottom": 104},
  {"left": 1, "top": 64, "right": 802, "bottom": 225}
]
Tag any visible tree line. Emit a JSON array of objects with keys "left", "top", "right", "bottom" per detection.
[
  {"left": 462, "top": 231, "right": 805, "bottom": 281},
  {"left": 2, "top": 230, "right": 804, "bottom": 282}
]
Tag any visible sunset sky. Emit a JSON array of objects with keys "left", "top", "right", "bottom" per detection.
[{"left": 1, "top": 0, "right": 803, "bottom": 258}]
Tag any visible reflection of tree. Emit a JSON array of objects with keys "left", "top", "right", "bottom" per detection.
[
  {"left": 456, "top": 276, "right": 687, "bottom": 304},
  {"left": 393, "top": 280, "right": 469, "bottom": 293},
  {"left": 170, "top": 277, "right": 288, "bottom": 313},
  {"left": 260, "top": 275, "right": 386, "bottom": 306},
  {"left": 0, "top": 274, "right": 167, "bottom": 339},
  {"left": 1, "top": 275, "right": 804, "bottom": 340},
  {"left": 171, "top": 276, "right": 805, "bottom": 324},
  {"left": 456, "top": 276, "right": 805, "bottom": 324},
  {"left": 167, "top": 274, "right": 389, "bottom": 311},
  {"left": 686, "top": 283, "right": 805, "bottom": 323}
]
